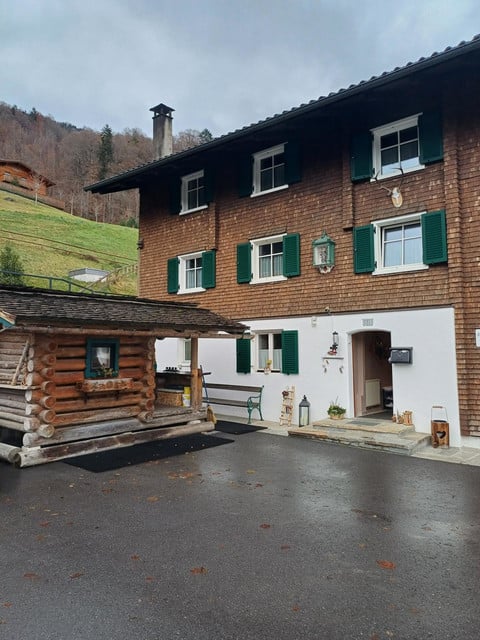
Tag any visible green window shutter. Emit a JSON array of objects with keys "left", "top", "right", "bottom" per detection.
[
  {"left": 283, "top": 233, "right": 301, "bottom": 277},
  {"left": 419, "top": 111, "right": 443, "bottom": 165},
  {"left": 237, "top": 242, "right": 252, "bottom": 283},
  {"left": 204, "top": 168, "right": 214, "bottom": 204},
  {"left": 353, "top": 225, "right": 375, "bottom": 273},
  {"left": 167, "top": 257, "right": 179, "bottom": 293},
  {"left": 169, "top": 178, "right": 181, "bottom": 214},
  {"left": 238, "top": 155, "right": 253, "bottom": 197},
  {"left": 201, "top": 250, "right": 216, "bottom": 289},
  {"left": 284, "top": 140, "right": 302, "bottom": 184},
  {"left": 282, "top": 330, "right": 299, "bottom": 375},
  {"left": 236, "top": 338, "right": 251, "bottom": 373},
  {"left": 350, "top": 131, "right": 373, "bottom": 182},
  {"left": 422, "top": 209, "right": 447, "bottom": 264}
]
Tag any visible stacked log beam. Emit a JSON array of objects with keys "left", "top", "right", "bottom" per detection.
[{"left": 24, "top": 336, "right": 57, "bottom": 437}]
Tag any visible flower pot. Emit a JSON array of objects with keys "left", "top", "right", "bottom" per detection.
[{"left": 329, "top": 413, "right": 345, "bottom": 420}]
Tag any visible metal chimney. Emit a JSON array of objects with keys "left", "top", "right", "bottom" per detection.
[{"left": 150, "top": 103, "right": 174, "bottom": 160}]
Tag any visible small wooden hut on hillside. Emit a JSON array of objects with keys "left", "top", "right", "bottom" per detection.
[{"left": 0, "top": 286, "right": 247, "bottom": 467}]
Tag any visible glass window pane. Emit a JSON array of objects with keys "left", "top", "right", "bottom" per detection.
[
  {"left": 94, "top": 346, "right": 111, "bottom": 369},
  {"left": 259, "top": 256, "right": 271, "bottom": 277},
  {"left": 404, "top": 238, "right": 422, "bottom": 264},
  {"left": 380, "top": 132, "right": 398, "bottom": 149},
  {"left": 273, "top": 334, "right": 282, "bottom": 348},
  {"left": 381, "top": 147, "right": 399, "bottom": 168},
  {"left": 384, "top": 227, "right": 402, "bottom": 241},
  {"left": 260, "top": 156, "right": 273, "bottom": 170},
  {"left": 184, "top": 339, "right": 191, "bottom": 361},
  {"left": 272, "top": 349, "right": 282, "bottom": 370},
  {"left": 384, "top": 242, "right": 401, "bottom": 267},
  {"left": 399, "top": 126, "right": 417, "bottom": 143},
  {"left": 400, "top": 140, "right": 418, "bottom": 162},
  {"left": 260, "top": 169, "right": 272, "bottom": 191},
  {"left": 272, "top": 254, "right": 283, "bottom": 276},
  {"left": 404, "top": 223, "right": 421, "bottom": 238},
  {"left": 259, "top": 244, "right": 271, "bottom": 256},
  {"left": 273, "top": 164, "right": 285, "bottom": 187}
]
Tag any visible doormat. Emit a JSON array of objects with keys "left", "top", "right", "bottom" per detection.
[
  {"left": 64, "top": 433, "right": 233, "bottom": 473},
  {"left": 214, "top": 421, "right": 267, "bottom": 435},
  {"left": 346, "top": 419, "right": 381, "bottom": 426}
]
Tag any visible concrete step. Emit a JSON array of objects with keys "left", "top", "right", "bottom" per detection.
[{"left": 288, "top": 417, "right": 431, "bottom": 456}]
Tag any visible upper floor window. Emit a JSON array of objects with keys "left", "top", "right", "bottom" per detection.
[
  {"left": 253, "top": 145, "right": 286, "bottom": 195},
  {"left": 237, "top": 233, "right": 301, "bottom": 284},
  {"left": 167, "top": 250, "right": 216, "bottom": 294},
  {"left": 238, "top": 141, "right": 302, "bottom": 197},
  {"left": 353, "top": 209, "right": 447, "bottom": 275},
  {"left": 372, "top": 115, "right": 422, "bottom": 178},
  {"left": 181, "top": 170, "right": 206, "bottom": 214},
  {"left": 374, "top": 213, "right": 425, "bottom": 274},
  {"left": 350, "top": 111, "right": 443, "bottom": 183}
]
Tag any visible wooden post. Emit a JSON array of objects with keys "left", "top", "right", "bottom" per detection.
[{"left": 190, "top": 337, "right": 202, "bottom": 410}]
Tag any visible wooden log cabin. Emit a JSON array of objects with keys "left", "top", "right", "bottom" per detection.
[{"left": 0, "top": 286, "right": 247, "bottom": 467}]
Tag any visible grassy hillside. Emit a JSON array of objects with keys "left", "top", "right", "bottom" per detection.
[{"left": 0, "top": 190, "right": 138, "bottom": 295}]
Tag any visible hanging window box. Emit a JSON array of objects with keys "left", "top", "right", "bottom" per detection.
[{"left": 77, "top": 377, "right": 134, "bottom": 393}]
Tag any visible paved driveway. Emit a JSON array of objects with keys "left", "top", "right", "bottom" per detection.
[{"left": 1, "top": 427, "right": 479, "bottom": 639}]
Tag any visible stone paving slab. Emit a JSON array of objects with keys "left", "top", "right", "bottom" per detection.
[{"left": 215, "top": 414, "right": 480, "bottom": 466}]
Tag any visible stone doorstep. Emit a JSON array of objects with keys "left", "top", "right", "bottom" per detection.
[
  {"left": 312, "top": 418, "right": 414, "bottom": 435},
  {"left": 288, "top": 421, "right": 431, "bottom": 455}
]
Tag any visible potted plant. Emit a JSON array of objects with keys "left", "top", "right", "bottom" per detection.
[{"left": 327, "top": 399, "right": 346, "bottom": 420}]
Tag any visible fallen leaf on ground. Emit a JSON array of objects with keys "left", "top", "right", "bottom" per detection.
[
  {"left": 146, "top": 496, "right": 159, "bottom": 502},
  {"left": 2, "top": 603, "right": 12, "bottom": 608},
  {"left": 246, "top": 469, "right": 256, "bottom": 474},
  {"left": 376, "top": 560, "right": 396, "bottom": 570},
  {"left": 190, "top": 566, "right": 208, "bottom": 575},
  {"left": 23, "top": 573, "right": 40, "bottom": 580},
  {"left": 292, "top": 604, "right": 300, "bottom": 612},
  {"left": 280, "top": 545, "right": 291, "bottom": 550},
  {"left": 69, "top": 572, "right": 84, "bottom": 579},
  {"left": 131, "top": 555, "right": 141, "bottom": 561},
  {"left": 260, "top": 523, "right": 271, "bottom": 529}
]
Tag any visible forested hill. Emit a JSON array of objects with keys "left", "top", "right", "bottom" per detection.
[{"left": 0, "top": 101, "right": 212, "bottom": 225}]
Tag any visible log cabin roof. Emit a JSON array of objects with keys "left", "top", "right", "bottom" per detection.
[{"left": 0, "top": 286, "right": 247, "bottom": 336}]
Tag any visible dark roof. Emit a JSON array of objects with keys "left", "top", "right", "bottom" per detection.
[
  {"left": 0, "top": 286, "right": 247, "bottom": 336},
  {"left": 86, "top": 34, "right": 480, "bottom": 195}
]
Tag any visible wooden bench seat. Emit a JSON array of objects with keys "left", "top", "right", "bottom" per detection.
[{"left": 203, "top": 383, "right": 263, "bottom": 424}]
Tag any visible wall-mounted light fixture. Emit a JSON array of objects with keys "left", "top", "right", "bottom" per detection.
[
  {"left": 328, "top": 331, "right": 339, "bottom": 355},
  {"left": 137, "top": 238, "right": 144, "bottom": 250},
  {"left": 312, "top": 232, "right": 335, "bottom": 273}
]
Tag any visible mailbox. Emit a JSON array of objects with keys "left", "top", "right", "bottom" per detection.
[{"left": 389, "top": 348, "right": 413, "bottom": 364}]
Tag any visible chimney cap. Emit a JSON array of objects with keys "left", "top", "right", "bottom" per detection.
[{"left": 150, "top": 103, "right": 175, "bottom": 117}]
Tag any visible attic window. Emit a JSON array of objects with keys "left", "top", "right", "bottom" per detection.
[{"left": 86, "top": 338, "right": 119, "bottom": 378}]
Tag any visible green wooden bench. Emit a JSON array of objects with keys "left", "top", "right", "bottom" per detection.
[{"left": 203, "top": 383, "right": 264, "bottom": 424}]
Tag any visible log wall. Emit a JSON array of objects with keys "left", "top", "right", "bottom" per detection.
[{"left": 0, "top": 331, "right": 157, "bottom": 441}]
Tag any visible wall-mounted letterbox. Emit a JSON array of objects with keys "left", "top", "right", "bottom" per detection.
[{"left": 389, "top": 348, "right": 413, "bottom": 364}]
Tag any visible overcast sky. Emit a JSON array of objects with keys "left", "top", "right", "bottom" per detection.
[{"left": 1, "top": 1, "right": 479, "bottom": 139}]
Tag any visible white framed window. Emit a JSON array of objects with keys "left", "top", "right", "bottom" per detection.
[
  {"left": 181, "top": 170, "right": 207, "bottom": 214},
  {"left": 176, "top": 338, "right": 191, "bottom": 369},
  {"left": 251, "top": 234, "right": 286, "bottom": 284},
  {"left": 178, "top": 251, "right": 205, "bottom": 293},
  {"left": 252, "top": 144, "right": 287, "bottom": 196},
  {"left": 255, "top": 332, "right": 282, "bottom": 372},
  {"left": 373, "top": 213, "right": 427, "bottom": 275},
  {"left": 372, "top": 115, "right": 424, "bottom": 179}
]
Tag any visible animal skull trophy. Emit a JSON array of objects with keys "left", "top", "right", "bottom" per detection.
[{"left": 374, "top": 166, "right": 404, "bottom": 208}]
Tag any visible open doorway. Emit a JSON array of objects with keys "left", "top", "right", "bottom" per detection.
[{"left": 352, "top": 331, "right": 392, "bottom": 418}]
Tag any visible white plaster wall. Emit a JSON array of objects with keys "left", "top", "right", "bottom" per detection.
[{"left": 155, "top": 306, "right": 464, "bottom": 446}]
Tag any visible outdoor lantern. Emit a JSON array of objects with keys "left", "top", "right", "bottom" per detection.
[
  {"left": 312, "top": 232, "right": 336, "bottom": 273},
  {"left": 299, "top": 395, "right": 311, "bottom": 426},
  {"left": 328, "top": 331, "right": 339, "bottom": 355}
]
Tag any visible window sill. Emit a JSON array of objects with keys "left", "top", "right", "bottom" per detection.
[
  {"left": 178, "top": 287, "right": 206, "bottom": 295},
  {"left": 179, "top": 204, "right": 208, "bottom": 215},
  {"left": 250, "top": 184, "right": 288, "bottom": 198},
  {"left": 250, "top": 275, "right": 287, "bottom": 285},
  {"left": 373, "top": 264, "right": 428, "bottom": 276}
]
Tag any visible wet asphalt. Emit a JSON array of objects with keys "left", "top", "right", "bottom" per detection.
[{"left": 1, "top": 427, "right": 479, "bottom": 640}]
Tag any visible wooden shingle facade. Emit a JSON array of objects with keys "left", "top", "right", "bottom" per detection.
[{"left": 86, "top": 36, "right": 480, "bottom": 450}]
